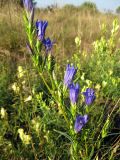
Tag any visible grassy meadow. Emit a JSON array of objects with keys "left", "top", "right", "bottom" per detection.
[{"left": 0, "top": 2, "right": 120, "bottom": 160}]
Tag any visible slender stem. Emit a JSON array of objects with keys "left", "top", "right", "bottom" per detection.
[
  {"left": 24, "top": 11, "right": 69, "bottom": 127},
  {"left": 49, "top": 72, "right": 55, "bottom": 90},
  {"left": 39, "top": 72, "right": 69, "bottom": 126},
  {"left": 39, "top": 72, "right": 52, "bottom": 94},
  {"left": 70, "top": 103, "right": 77, "bottom": 118}
]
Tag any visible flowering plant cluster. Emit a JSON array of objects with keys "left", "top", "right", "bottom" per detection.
[
  {"left": 23, "top": 0, "right": 55, "bottom": 77},
  {"left": 22, "top": 0, "right": 97, "bottom": 159},
  {"left": 64, "top": 64, "right": 95, "bottom": 133},
  {"left": 0, "top": 0, "right": 119, "bottom": 159},
  {"left": 36, "top": 20, "right": 54, "bottom": 52},
  {"left": 62, "top": 62, "right": 96, "bottom": 158}
]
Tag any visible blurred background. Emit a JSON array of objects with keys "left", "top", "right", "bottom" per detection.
[
  {"left": 0, "top": 0, "right": 120, "bottom": 76},
  {"left": 1, "top": 0, "right": 120, "bottom": 56}
]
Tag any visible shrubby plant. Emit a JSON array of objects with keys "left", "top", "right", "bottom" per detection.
[
  {"left": 72, "top": 19, "right": 120, "bottom": 100},
  {"left": 116, "top": 6, "right": 120, "bottom": 14},
  {"left": 0, "top": 0, "right": 119, "bottom": 159},
  {"left": 78, "top": 1, "right": 98, "bottom": 14}
]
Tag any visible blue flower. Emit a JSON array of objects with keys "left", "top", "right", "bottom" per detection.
[
  {"left": 23, "top": 0, "right": 33, "bottom": 12},
  {"left": 64, "top": 64, "right": 77, "bottom": 87},
  {"left": 83, "top": 88, "right": 96, "bottom": 105},
  {"left": 69, "top": 83, "right": 80, "bottom": 104},
  {"left": 74, "top": 114, "right": 88, "bottom": 133},
  {"left": 43, "top": 37, "right": 54, "bottom": 52},
  {"left": 36, "top": 20, "right": 48, "bottom": 41}
]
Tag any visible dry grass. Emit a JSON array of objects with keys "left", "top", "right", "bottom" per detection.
[{"left": 0, "top": 3, "right": 120, "bottom": 60}]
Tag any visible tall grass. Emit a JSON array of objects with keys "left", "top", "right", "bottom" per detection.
[
  {"left": 0, "top": 3, "right": 119, "bottom": 56},
  {"left": 0, "top": 2, "right": 120, "bottom": 159}
]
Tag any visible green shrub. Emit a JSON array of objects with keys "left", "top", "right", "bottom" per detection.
[
  {"left": 116, "top": 6, "right": 120, "bottom": 14},
  {"left": 79, "top": 1, "right": 98, "bottom": 13}
]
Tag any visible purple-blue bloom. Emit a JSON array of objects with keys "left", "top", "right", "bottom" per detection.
[
  {"left": 23, "top": 0, "right": 33, "bottom": 12},
  {"left": 36, "top": 20, "right": 48, "bottom": 41},
  {"left": 69, "top": 83, "right": 80, "bottom": 104},
  {"left": 83, "top": 88, "right": 96, "bottom": 105},
  {"left": 43, "top": 37, "right": 54, "bottom": 52},
  {"left": 64, "top": 64, "right": 77, "bottom": 87},
  {"left": 74, "top": 114, "right": 88, "bottom": 133}
]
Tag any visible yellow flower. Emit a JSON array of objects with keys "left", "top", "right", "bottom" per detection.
[
  {"left": 81, "top": 73, "right": 85, "bottom": 81},
  {"left": 11, "top": 83, "right": 20, "bottom": 93},
  {"left": 95, "top": 84, "right": 101, "bottom": 91},
  {"left": 17, "top": 66, "right": 25, "bottom": 78},
  {"left": 75, "top": 37, "right": 81, "bottom": 47},
  {"left": 18, "top": 128, "right": 31, "bottom": 145},
  {"left": 1, "top": 107, "right": 7, "bottom": 119},
  {"left": 102, "top": 81, "right": 107, "bottom": 88},
  {"left": 24, "top": 96, "right": 32, "bottom": 102},
  {"left": 86, "top": 79, "right": 92, "bottom": 86},
  {"left": 25, "top": 135, "right": 32, "bottom": 145},
  {"left": 108, "top": 69, "right": 113, "bottom": 75},
  {"left": 32, "top": 119, "right": 40, "bottom": 133}
]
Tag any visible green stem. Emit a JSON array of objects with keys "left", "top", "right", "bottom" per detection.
[
  {"left": 49, "top": 72, "right": 55, "bottom": 90},
  {"left": 70, "top": 138, "right": 78, "bottom": 160},
  {"left": 70, "top": 103, "right": 77, "bottom": 118},
  {"left": 39, "top": 72, "right": 69, "bottom": 127}
]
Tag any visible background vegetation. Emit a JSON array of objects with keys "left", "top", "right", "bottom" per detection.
[{"left": 0, "top": 1, "right": 120, "bottom": 159}]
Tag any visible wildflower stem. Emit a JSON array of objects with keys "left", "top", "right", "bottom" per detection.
[
  {"left": 49, "top": 73, "right": 55, "bottom": 89},
  {"left": 39, "top": 72, "right": 69, "bottom": 126},
  {"left": 70, "top": 103, "right": 77, "bottom": 118}
]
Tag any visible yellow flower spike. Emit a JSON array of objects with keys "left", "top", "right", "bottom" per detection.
[
  {"left": 0, "top": 107, "right": 7, "bottom": 119},
  {"left": 108, "top": 69, "right": 113, "bottom": 75},
  {"left": 86, "top": 79, "right": 92, "bottom": 87},
  {"left": 75, "top": 37, "right": 81, "bottom": 47},
  {"left": 24, "top": 95, "right": 32, "bottom": 102},
  {"left": 17, "top": 66, "right": 25, "bottom": 78},
  {"left": 17, "top": 66, "right": 23, "bottom": 72},
  {"left": 95, "top": 156, "right": 99, "bottom": 160},
  {"left": 18, "top": 128, "right": 31, "bottom": 145},
  {"left": 102, "top": 81, "right": 107, "bottom": 88},
  {"left": 31, "top": 118, "right": 40, "bottom": 133},
  {"left": 11, "top": 83, "right": 20, "bottom": 93},
  {"left": 81, "top": 73, "right": 85, "bottom": 81},
  {"left": 18, "top": 128, "right": 24, "bottom": 137},
  {"left": 24, "top": 135, "right": 32, "bottom": 145},
  {"left": 95, "top": 84, "right": 101, "bottom": 91}
]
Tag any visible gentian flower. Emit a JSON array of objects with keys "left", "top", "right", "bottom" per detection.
[
  {"left": 36, "top": 20, "right": 48, "bottom": 41},
  {"left": 69, "top": 83, "right": 80, "bottom": 104},
  {"left": 74, "top": 114, "right": 88, "bottom": 133},
  {"left": 43, "top": 37, "right": 54, "bottom": 52},
  {"left": 23, "top": 0, "right": 34, "bottom": 23},
  {"left": 23, "top": 0, "right": 33, "bottom": 12},
  {"left": 83, "top": 88, "right": 96, "bottom": 105},
  {"left": 64, "top": 64, "right": 77, "bottom": 87}
]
